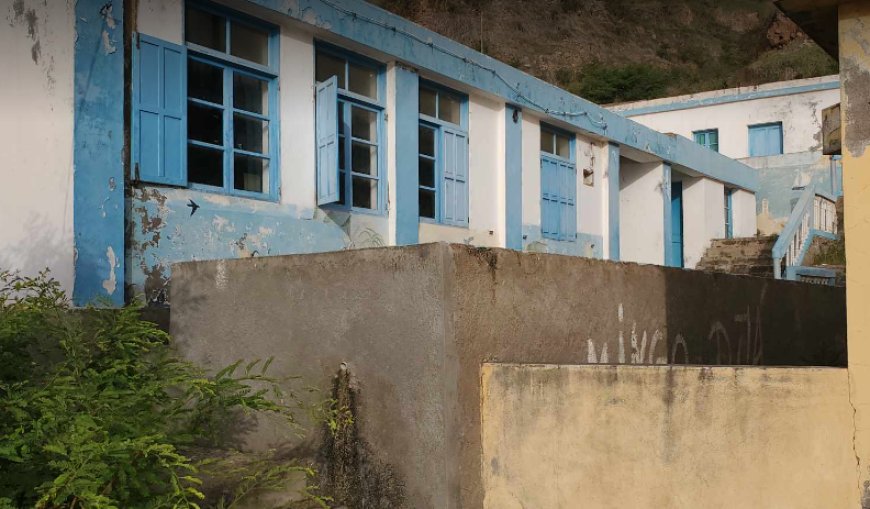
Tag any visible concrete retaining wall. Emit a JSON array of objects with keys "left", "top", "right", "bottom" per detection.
[
  {"left": 481, "top": 363, "right": 856, "bottom": 509},
  {"left": 169, "top": 243, "right": 846, "bottom": 508}
]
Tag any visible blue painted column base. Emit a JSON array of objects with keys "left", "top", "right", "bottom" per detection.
[
  {"left": 607, "top": 143, "right": 620, "bottom": 261},
  {"left": 505, "top": 106, "right": 523, "bottom": 250},
  {"left": 394, "top": 65, "right": 419, "bottom": 245},
  {"left": 73, "top": 0, "right": 126, "bottom": 306}
]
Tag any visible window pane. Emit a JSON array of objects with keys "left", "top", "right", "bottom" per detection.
[
  {"left": 234, "top": 154, "right": 268, "bottom": 193},
  {"left": 338, "top": 171, "right": 346, "bottom": 205},
  {"left": 189, "top": 145, "right": 224, "bottom": 187},
  {"left": 189, "top": 103, "right": 223, "bottom": 145},
  {"left": 351, "top": 106, "right": 377, "bottom": 142},
  {"left": 439, "top": 94, "right": 461, "bottom": 124},
  {"left": 540, "top": 131, "right": 554, "bottom": 154},
  {"left": 233, "top": 73, "right": 267, "bottom": 114},
  {"left": 233, "top": 114, "right": 268, "bottom": 154},
  {"left": 555, "top": 134, "right": 571, "bottom": 159},
  {"left": 419, "top": 126, "right": 435, "bottom": 157},
  {"left": 419, "top": 157, "right": 435, "bottom": 188},
  {"left": 351, "top": 141, "right": 377, "bottom": 176},
  {"left": 419, "top": 189, "right": 436, "bottom": 218},
  {"left": 352, "top": 176, "right": 377, "bottom": 209},
  {"left": 348, "top": 62, "right": 378, "bottom": 99},
  {"left": 338, "top": 135, "right": 346, "bottom": 170},
  {"left": 420, "top": 87, "right": 437, "bottom": 117},
  {"left": 315, "top": 51, "right": 345, "bottom": 87},
  {"left": 189, "top": 59, "right": 223, "bottom": 104},
  {"left": 230, "top": 21, "right": 269, "bottom": 65},
  {"left": 186, "top": 7, "right": 226, "bottom": 52}
]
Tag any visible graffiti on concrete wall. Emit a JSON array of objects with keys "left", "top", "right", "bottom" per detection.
[{"left": 586, "top": 302, "right": 764, "bottom": 366}]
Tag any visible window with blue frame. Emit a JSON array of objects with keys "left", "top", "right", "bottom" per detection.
[
  {"left": 132, "top": 2, "right": 280, "bottom": 198},
  {"left": 693, "top": 129, "right": 719, "bottom": 152},
  {"left": 540, "top": 126, "right": 577, "bottom": 242},
  {"left": 418, "top": 83, "right": 469, "bottom": 225},
  {"left": 748, "top": 122, "right": 783, "bottom": 157},
  {"left": 186, "top": 3, "right": 279, "bottom": 195},
  {"left": 314, "top": 46, "right": 384, "bottom": 211}
]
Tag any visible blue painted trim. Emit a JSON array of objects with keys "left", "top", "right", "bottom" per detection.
[
  {"left": 419, "top": 79, "right": 469, "bottom": 130},
  {"left": 607, "top": 143, "right": 620, "bottom": 261},
  {"left": 505, "top": 106, "right": 523, "bottom": 250},
  {"left": 244, "top": 0, "right": 758, "bottom": 192},
  {"left": 616, "top": 80, "right": 840, "bottom": 116},
  {"left": 73, "top": 0, "right": 125, "bottom": 307},
  {"left": 187, "top": 0, "right": 281, "bottom": 72},
  {"left": 662, "top": 163, "right": 673, "bottom": 267},
  {"left": 395, "top": 66, "right": 419, "bottom": 245},
  {"left": 788, "top": 265, "right": 838, "bottom": 284}
]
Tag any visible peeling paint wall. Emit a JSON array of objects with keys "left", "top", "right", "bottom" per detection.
[
  {"left": 743, "top": 151, "right": 838, "bottom": 234},
  {"left": 839, "top": 3, "right": 870, "bottom": 508},
  {"left": 0, "top": 0, "right": 75, "bottom": 291}
]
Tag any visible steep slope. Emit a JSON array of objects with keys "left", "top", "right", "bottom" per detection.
[{"left": 369, "top": 0, "right": 838, "bottom": 103}]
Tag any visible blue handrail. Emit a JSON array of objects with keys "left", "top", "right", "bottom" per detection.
[{"left": 772, "top": 183, "right": 839, "bottom": 283}]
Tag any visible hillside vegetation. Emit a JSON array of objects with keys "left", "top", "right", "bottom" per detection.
[{"left": 370, "top": 0, "right": 838, "bottom": 103}]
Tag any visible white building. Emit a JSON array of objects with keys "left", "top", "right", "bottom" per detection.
[
  {"left": 0, "top": 0, "right": 758, "bottom": 306},
  {"left": 610, "top": 75, "right": 842, "bottom": 235}
]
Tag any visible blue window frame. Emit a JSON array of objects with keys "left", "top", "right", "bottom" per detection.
[
  {"left": 540, "top": 125, "right": 577, "bottom": 242},
  {"left": 418, "top": 82, "right": 469, "bottom": 226},
  {"left": 724, "top": 187, "right": 734, "bottom": 239},
  {"left": 693, "top": 129, "right": 719, "bottom": 152},
  {"left": 315, "top": 45, "right": 385, "bottom": 212},
  {"left": 183, "top": 1, "right": 280, "bottom": 199},
  {"left": 748, "top": 122, "right": 783, "bottom": 157}
]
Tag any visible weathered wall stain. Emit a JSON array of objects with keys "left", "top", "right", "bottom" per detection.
[
  {"left": 320, "top": 366, "right": 406, "bottom": 508},
  {"left": 843, "top": 18, "right": 870, "bottom": 158},
  {"left": 8, "top": 0, "right": 41, "bottom": 64}
]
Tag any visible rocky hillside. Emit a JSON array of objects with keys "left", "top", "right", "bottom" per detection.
[{"left": 370, "top": 0, "right": 838, "bottom": 103}]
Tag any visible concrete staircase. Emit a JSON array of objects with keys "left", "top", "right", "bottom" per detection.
[{"left": 696, "top": 236, "right": 778, "bottom": 277}]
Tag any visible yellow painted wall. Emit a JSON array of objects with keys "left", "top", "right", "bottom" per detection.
[
  {"left": 481, "top": 364, "right": 856, "bottom": 509},
  {"left": 840, "top": 3, "right": 870, "bottom": 506}
]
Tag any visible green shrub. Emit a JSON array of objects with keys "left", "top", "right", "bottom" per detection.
[
  {"left": 570, "top": 62, "right": 671, "bottom": 104},
  {"left": 0, "top": 270, "right": 328, "bottom": 508}
]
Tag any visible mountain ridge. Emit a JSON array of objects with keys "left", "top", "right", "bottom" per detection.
[{"left": 369, "top": 0, "right": 838, "bottom": 104}]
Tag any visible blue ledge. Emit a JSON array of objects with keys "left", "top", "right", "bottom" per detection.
[
  {"left": 614, "top": 80, "right": 840, "bottom": 117},
  {"left": 245, "top": 0, "right": 757, "bottom": 192}
]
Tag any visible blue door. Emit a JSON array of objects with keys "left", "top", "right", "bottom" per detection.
[{"left": 670, "top": 182, "right": 684, "bottom": 268}]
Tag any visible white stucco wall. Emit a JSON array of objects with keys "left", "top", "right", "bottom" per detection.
[
  {"left": 619, "top": 159, "right": 665, "bottom": 265},
  {"left": 732, "top": 189, "right": 758, "bottom": 237},
  {"left": 577, "top": 138, "right": 606, "bottom": 240},
  {"left": 0, "top": 0, "right": 76, "bottom": 292},
  {"left": 681, "top": 176, "right": 726, "bottom": 269},
  {"left": 617, "top": 78, "right": 839, "bottom": 159}
]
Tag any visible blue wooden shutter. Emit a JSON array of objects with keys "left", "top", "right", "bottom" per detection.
[
  {"left": 133, "top": 34, "right": 186, "bottom": 185},
  {"left": 442, "top": 129, "right": 469, "bottom": 226},
  {"left": 748, "top": 126, "right": 764, "bottom": 156},
  {"left": 316, "top": 76, "right": 340, "bottom": 205},
  {"left": 768, "top": 124, "right": 783, "bottom": 155}
]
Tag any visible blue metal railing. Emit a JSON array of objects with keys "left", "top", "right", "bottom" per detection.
[{"left": 772, "top": 184, "right": 839, "bottom": 284}]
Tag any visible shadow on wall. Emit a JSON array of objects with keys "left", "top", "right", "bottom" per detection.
[
  {"left": 0, "top": 212, "right": 73, "bottom": 291},
  {"left": 663, "top": 269, "right": 846, "bottom": 367}
]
